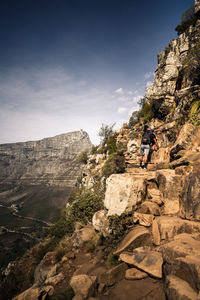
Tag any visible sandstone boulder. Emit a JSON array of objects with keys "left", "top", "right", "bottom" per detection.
[
  {"left": 180, "top": 164, "right": 200, "bottom": 221},
  {"left": 114, "top": 226, "right": 150, "bottom": 255},
  {"left": 73, "top": 224, "right": 96, "bottom": 247},
  {"left": 119, "top": 247, "right": 163, "bottom": 279},
  {"left": 92, "top": 210, "right": 110, "bottom": 237},
  {"left": 153, "top": 216, "right": 200, "bottom": 242},
  {"left": 162, "top": 234, "right": 200, "bottom": 292},
  {"left": 70, "top": 274, "right": 97, "bottom": 299},
  {"left": 13, "top": 285, "right": 54, "bottom": 300},
  {"left": 147, "top": 188, "right": 163, "bottom": 205},
  {"left": 104, "top": 174, "right": 146, "bottom": 216},
  {"left": 34, "top": 252, "right": 57, "bottom": 285},
  {"left": 133, "top": 212, "right": 154, "bottom": 227},
  {"left": 139, "top": 201, "right": 161, "bottom": 216},
  {"left": 165, "top": 275, "right": 198, "bottom": 300},
  {"left": 156, "top": 169, "right": 182, "bottom": 215}
]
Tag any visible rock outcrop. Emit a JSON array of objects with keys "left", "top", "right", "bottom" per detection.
[{"left": 0, "top": 130, "right": 92, "bottom": 186}]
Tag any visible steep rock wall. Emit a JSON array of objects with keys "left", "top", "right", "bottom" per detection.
[
  {"left": 146, "top": 4, "right": 200, "bottom": 121},
  {"left": 0, "top": 130, "right": 92, "bottom": 186}
]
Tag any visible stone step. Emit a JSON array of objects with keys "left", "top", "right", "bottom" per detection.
[
  {"left": 162, "top": 233, "right": 200, "bottom": 293},
  {"left": 166, "top": 275, "right": 198, "bottom": 300},
  {"left": 152, "top": 216, "right": 200, "bottom": 245}
]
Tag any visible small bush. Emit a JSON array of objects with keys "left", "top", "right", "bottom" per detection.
[
  {"left": 91, "top": 145, "right": 99, "bottom": 154},
  {"left": 77, "top": 151, "right": 88, "bottom": 164},
  {"left": 175, "top": 6, "right": 196, "bottom": 35},
  {"left": 102, "top": 152, "right": 125, "bottom": 177},
  {"left": 189, "top": 100, "right": 200, "bottom": 127},
  {"left": 108, "top": 214, "right": 133, "bottom": 240},
  {"left": 138, "top": 100, "right": 154, "bottom": 123},
  {"left": 65, "top": 185, "right": 104, "bottom": 226},
  {"left": 107, "top": 134, "right": 117, "bottom": 154},
  {"left": 32, "top": 237, "right": 60, "bottom": 263},
  {"left": 107, "top": 249, "right": 119, "bottom": 267},
  {"left": 129, "top": 111, "right": 139, "bottom": 127},
  {"left": 98, "top": 123, "right": 115, "bottom": 144},
  {"left": 48, "top": 218, "right": 75, "bottom": 238}
]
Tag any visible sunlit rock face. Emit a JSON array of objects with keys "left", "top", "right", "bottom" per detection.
[{"left": 0, "top": 130, "right": 92, "bottom": 186}]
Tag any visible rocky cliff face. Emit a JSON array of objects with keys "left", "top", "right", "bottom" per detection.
[
  {"left": 0, "top": 130, "right": 92, "bottom": 187},
  {"left": 146, "top": 6, "right": 200, "bottom": 122}
]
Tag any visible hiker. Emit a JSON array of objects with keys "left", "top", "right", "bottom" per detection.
[{"left": 139, "top": 125, "right": 158, "bottom": 169}]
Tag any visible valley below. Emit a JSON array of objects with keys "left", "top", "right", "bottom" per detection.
[{"left": 0, "top": 184, "right": 74, "bottom": 273}]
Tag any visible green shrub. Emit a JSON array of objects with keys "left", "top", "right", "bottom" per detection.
[
  {"left": 107, "top": 133, "right": 117, "bottom": 154},
  {"left": 65, "top": 185, "right": 104, "bottom": 226},
  {"left": 129, "top": 111, "right": 139, "bottom": 127},
  {"left": 77, "top": 151, "right": 88, "bottom": 164},
  {"left": 91, "top": 145, "right": 99, "bottom": 154},
  {"left": 102, "top": 152, "right": 125, "bottom": 177},
  {"left": 48, "top": 218, "right": 74, "bottom": 238},
  {"left": 107, "top": 249, "right": 119, "bottom": 267},
  {"left": 189, "top": 100, "right": 200, "bottom": 126},
  {"left": 108, "top": 214, "right": 133, "bottom": 239},
  {"left": 32, "top": 237, "right": 60, "bottom": 263},
  {"left": 175, "top": 6, "right": 196, "bottom": 35},
  {"left": 98, "top": 123, "right": 115, "bottom": 144},
  {"left": 138, "top": 100, "right": 154, "bottom": 123}
]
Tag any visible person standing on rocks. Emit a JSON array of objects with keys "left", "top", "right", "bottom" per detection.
[{"left": 139, "top": 125, "right": 158, "bottom": 169}]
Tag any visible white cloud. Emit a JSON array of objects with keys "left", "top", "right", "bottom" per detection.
[
  {"left": 146, "top": 81, "right": 153, "bottom": 87},
  {"left": 128, "top": 91, "right": 133, "bottom": 95},
  {"left": 115, "top": 87, "right": 124, "bottom": 94},
  {"left": 119, "top": 96, "right": 129, "bottom": 102},
  {"left": 117, "top": 107, "right": 128, "bottom": 114},
  {"left": 144, "top": 72, "right": 153, "bottom": 79}
]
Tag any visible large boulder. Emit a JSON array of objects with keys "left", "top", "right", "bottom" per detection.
[
  {"left": 70, "top": 274, "right": 97, "bottom": 299},
  {"left": 170, "top": 123, "right": 200, "bottom": 161},
  {"left": 156, "top": 169, "right": 182, "bottom": 215},
  {"left": 165, "top": 275, "right": 198, "bottom": 300},
  {"left": 180, "top": 164, "right": 200, "bottom": 221},
  {"left": 34, "top": 252, "right": 57, "bottom": 285},
  {"left": 152, "top": 216, "right": 200, "bottom": 243},
  {"left": 162, "top": 233, "right": 200, "bottom": 293},
  {"left": 73, "top": 224, "right": 96, "bottom": 247},
  {"left": 104, "top": 174, "right": 146, "bottom": 216},
  {"left": 13, "top": 285, "right": 54, "bottom": 300},
  {"left": 114, "top": 226, "right": 151, "bottom": 255},
  {"left": 120, "top": 247, "right": 163, "bottom": 279}
]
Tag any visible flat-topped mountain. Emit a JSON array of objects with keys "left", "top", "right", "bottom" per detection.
[{"left": 0, "top": 130, "right": 92, "bottom": 186}]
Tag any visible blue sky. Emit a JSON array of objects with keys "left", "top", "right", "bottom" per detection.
[{"left": 0, "top": 0, "right": 194, "bottom": 145}]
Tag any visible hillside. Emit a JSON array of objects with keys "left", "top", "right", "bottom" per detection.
[
  {"left": 1, "top": 1, "right": 200, "bottom": 300},
  {"left": 0, "top": 130, "right": 92, "bottom": 280}
]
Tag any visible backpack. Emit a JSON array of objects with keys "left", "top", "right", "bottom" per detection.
[{"left": 141, "top": 131, "right": 151, "bottom": 145}]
